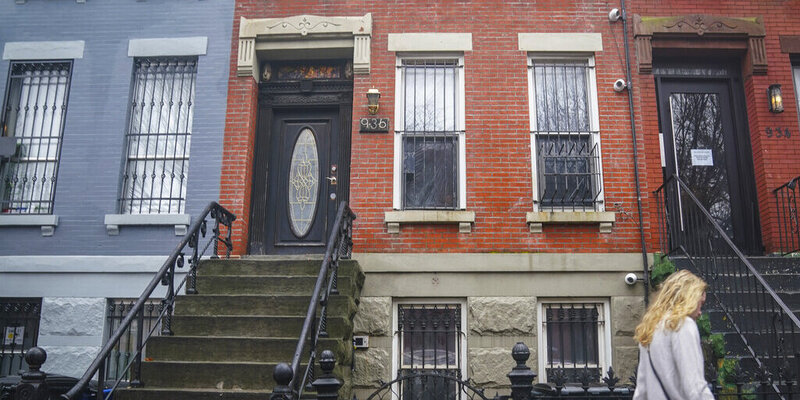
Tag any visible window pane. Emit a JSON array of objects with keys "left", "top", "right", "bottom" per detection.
[
  {"left": 400, "top": 59, "right": 460, "bottom": 210},
  {"left": 533, "top": 61, "right": 589, "bottom": 132},
  {"left": 544, "top": 303, "right": 602, "bottom": 383},
  {"left": 120, "top": 57, "right": 196, "bottom": 214},
  {"left": 398, "top": 304, "right": 461, "bottom": 370},
  {"left": 1, "top": 62, "right": 71, "bottom": 215}
]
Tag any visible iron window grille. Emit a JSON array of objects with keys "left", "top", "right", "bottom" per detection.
[
  {"left": 396, "top": 303, "right": 464, "bottom": 400},
  {"left": 0, "top": 298, "right": 42, "bottom": 377},
  {"left": 119, "top": 56, "right": 197, "bottom": 214},
  {"left": 529, "top": 58, "right": 604, "bottom": 212},
  {"left": 0, "top": 61, "right": 72, "bottom": 215},
  {"left": 538, "top": 302, "right": 609, "bottom": 384},
  {"left": 395, "top": 58, "right": 465, "bottom": 210},
  {"left": 103, "top": 299, "right": 163, "bottom": 382}
]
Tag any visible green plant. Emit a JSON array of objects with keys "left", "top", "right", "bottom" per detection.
[
  {"left": 708, "top": 333, "right": 725, "bottom": 359},
  {"left": 696, "top": 313, "right": 712, "bottom": 337},
  {"left": 649, "top": 253, "right": 676, "bottom": 289}
]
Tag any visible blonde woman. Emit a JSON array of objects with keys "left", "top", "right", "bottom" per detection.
[{"left": 633, "top": 269, "right": 714, "bottom": 400}]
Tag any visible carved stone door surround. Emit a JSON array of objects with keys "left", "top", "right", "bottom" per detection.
[
  {"left": 237, "top": 14, "right": 372, "bottom": 80},
  {"left": 633, "top": 14, "right": 767, "bottom": 75}
]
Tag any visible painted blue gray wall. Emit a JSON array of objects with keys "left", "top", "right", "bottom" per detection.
[{"left": 0, "top": 0, "right": 235, "bottom": 256}]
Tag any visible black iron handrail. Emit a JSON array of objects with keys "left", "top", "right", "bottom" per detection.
[
  {"left": 654, "top": 175, "right": 800, "bottom": 396},
  {"left": 272, "top": 201, "right": 355, "bottom": 399},
  {"left": 61, "top": 202, "right": 235, "bottom": 400},
  {"left": 773, "top": 175, "right": 800, "bottom": 255}
]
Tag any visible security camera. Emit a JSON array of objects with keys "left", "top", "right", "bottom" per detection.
[
  {"left": 613, "top": 79, "right": 627, "bottom": 92},
  {"left": 624, "top": 273, "right": 638, "bottom": 286},
  {"left": 608, "top": 8, "right": 621, "bottom": 22}
]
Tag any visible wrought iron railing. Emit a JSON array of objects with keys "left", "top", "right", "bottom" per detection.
[
  {"left": 103, "top": 299, "right": 162, "bottom": 383},
  {"left": 0, "top": 298, "right": 41, "bottom": 377},
  {"left": 270, "top": 201, "right": 355, "bottom": 400},
  {"left": 654, "top": 175, "right": 800, "bottom": 397},
  {"left": 60, "top": 202, "right": 234, "bottom": 400},
  {"left": 773, "top": 175, "right": 800, "bottom": 255},
  {"left": 534, "top": 131, "right": 603, "bottom": 212}
]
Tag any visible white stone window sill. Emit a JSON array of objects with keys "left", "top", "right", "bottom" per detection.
[
  {"left": 526, "top": 211, "right": 615, "bottom": 234},
  {"left": 104, "top": 214, "right": 191, "bottom": 236},
  {"left": 0, "top": 215, "right": 59, "bottom": 236},
  {"left": 384, "top": 210, "right": 475, "bottom": 234}
]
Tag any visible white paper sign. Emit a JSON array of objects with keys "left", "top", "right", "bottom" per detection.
[
  {"left": 691, "top": 149, "right": 713, "bottom": 166},
  {"left": 4, "top": 326, "right": 24, "bottom": 346}
]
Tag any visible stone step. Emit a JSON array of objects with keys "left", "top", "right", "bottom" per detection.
[
  {"left": 174, "top": 294, "right": 358, "bottom": 318},
  {"left": 714, "top": 292, "right": 800, "bottom": 311},
  {"left": 146, "top": 336, "right": 352, "bottom": 364},
  {"left": 139, "top": 361, "right": 350, "bottom": 390},
  {"left": 171, "top": 315, "right": 352, "bottom": 338},
  {"left": 198, "top": 259, "right": 363, "bottom": 280},
  {"left": 721, "top": 332, "right": 800, "bottom": 358},
  {"left": 195, "top": 275, "right": 358, "bottom": 297},
  {"left": 115, "top": 388, "right": 273, "bottom": 400},
  {"left": 746, "top": 257, "right": 800, "bottom": 275}
]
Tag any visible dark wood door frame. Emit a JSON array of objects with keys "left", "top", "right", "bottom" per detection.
[
  {"left": 247, "top": 80, "right": 353, "bottom": 255},
  {"left": 654, "top": 60, "right": 763, "bottom": 254}
]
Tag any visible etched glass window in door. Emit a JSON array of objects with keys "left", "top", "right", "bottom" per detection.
[
  {"left": 288, "top": 128, "right": 319, "bottom": 237},
  {"left": 669, "top": 93, "right": 733, "bottom": 237}
]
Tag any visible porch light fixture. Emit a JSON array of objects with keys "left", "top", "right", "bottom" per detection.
[
  {"left": 366, "top": 88, "right": 381, "bottom": 115},
  {"left": 768, "top": 84, "right": 784, "bottom": 113}
]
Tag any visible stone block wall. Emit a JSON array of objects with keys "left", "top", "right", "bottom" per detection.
[{"left": 37, "top": 297, "right": 106, "bottom": 378}]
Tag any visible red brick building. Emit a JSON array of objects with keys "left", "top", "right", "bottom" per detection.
[{"left": 219, "top": 0, "right": 799, "bottom": 395}]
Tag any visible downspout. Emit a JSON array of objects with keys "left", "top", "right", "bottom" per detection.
[{"left": 619, "top": 0, "right": 651, "bottom": 306}]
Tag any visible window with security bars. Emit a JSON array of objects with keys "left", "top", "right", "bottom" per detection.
[
  {"left": 119, "top": 57, "right": 197, "bottom": 214},
  {"left": 529, "top": 58, "right": 603, "bottom": 211},
  {"left": 539, "top": 302, "right": 608, "bottom": 384},
  {"left": 396, "top": 58, "right": 464, "bottom": 210},
  {"left": 104, "top": 299, "right": 163, "bottom": 382},
  {"left": 396, "top": 303, "right": 464, "bottom": 400},
  {"left": 1, "top": 298, "right": 42, "bottom": 377},
  {"left": 1, "top": 61, "right": 72, "bottom": 215}
]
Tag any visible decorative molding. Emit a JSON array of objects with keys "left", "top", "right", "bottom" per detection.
[
  {"left": 518, "top": 33, "right": 603, "bottom": 52},
  {"left": 633, "top": 14, "right": 767, "bottom": 75},
  {"left": 238, "top": 14, "right": 372, "bottom": 79}
]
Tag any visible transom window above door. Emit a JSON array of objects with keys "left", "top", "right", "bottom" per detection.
[
  {"left": 394, "top": 57, "right": 466, "bottom": 210},
  {"left": 528, "top": 56, "right": 604, "bottom": 212}
]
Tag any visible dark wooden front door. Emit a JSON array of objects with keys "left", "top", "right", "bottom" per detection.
[
  {"left": 261, "top": 108, "right": 339, "bottom": 254},
  {"left": 657, "top": 78, "right": 762, "bottom": 254}
]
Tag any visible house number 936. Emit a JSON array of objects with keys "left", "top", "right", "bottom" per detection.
[{"left": 765, "top": 127, "right": 791, "bottom": 139}]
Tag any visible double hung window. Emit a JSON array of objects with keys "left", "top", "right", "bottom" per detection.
[
  {"left": 528, "top": 56, "right": 603, "bottom": 211},
  {"left": 395, "top": 303, "right": 465, "bottom": 400},
  {"left": 1, "top": 62, "right": 72, "bottom": 215},
  {"left": 538, "top": 301, "right": 610, "bottom": 384},
  {"left": 395, "top": 57, "right": 466, "bottom": 210},
  {"left": 119, "top": 57, "right": 197, "bottom": 214}
]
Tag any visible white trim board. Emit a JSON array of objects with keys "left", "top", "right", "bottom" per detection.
[
  {"left": 128, "top": 37, "right": 208, "bottom": 57},
  {"left": 3, "top": 41, "right": 85, "bottom": 60}
]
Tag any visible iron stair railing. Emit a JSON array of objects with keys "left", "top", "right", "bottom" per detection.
[
  {"left": 774, "top": 175, "right": 800, "bottom": 255},
  {"left": 654, "top": 175, "right": 800, "bottom": 397},
  {"left": 60, "top": 202, "right": 235, "bottom": 400},
  {"left": 270, "top": 201, "right": 356, "bottom": 400}
]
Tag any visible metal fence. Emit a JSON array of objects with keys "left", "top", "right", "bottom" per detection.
[
  {"left": 103, "top": 299, "right": 162, "bottom": 382},
  {"left": 773, "top": 175, "right": 800, "bottom": 255}
]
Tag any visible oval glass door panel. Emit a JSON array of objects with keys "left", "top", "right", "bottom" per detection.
[{"left": 288, "top": 128, "right": 319, "bottom": 237}]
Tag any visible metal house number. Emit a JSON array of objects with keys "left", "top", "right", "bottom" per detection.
[{"left": 359, "top": 117, "right": 390, "bottom": 133}]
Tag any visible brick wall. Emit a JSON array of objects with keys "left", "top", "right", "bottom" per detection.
[{"left": 224, "top": 0, "right": 648, "bottom": 254}]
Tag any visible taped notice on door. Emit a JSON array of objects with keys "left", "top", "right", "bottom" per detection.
[
  {"left": 691, "top": 149, "right": 713, "bottom": 166},
  {"left": 4, "top": 326, "right": 24, "bottom": 346}
]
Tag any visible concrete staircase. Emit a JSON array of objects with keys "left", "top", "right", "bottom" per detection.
[{"left": 116, "top": 258, "right": 364, "bottom": 400}]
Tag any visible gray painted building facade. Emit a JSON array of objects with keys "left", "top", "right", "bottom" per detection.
[{"left": 0, "top": 0, "right": 234, "bottom": 377}]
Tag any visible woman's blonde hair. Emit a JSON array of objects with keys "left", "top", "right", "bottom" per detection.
[{"left": 633, "top": 269, "right": 707, "bottom": 347}]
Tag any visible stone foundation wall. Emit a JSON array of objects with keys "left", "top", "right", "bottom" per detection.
[{"left": 38, "top": 297, "right": 105, "bottom": 378}]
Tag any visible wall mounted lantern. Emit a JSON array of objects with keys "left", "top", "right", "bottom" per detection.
[
  {"left": 366, "top": 88, "right": 381, "bottom": 115},
  {"left": 768, "top": 84, "right": 784, "bottom": 113}
]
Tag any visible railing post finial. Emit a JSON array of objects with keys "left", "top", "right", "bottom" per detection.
[
  {"left": 507, "top": 342, "right": 536, "bottom": 400},
  {"left": 312, "top": 350, "right": 342, "bottom": 400},
  {"left": 271, "top": 363, "right": 294, "bottom": 400},
  {"left": 14, "top": 347, "right": 49, "bottom": 400}
]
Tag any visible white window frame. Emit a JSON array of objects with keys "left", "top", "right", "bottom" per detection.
[
  {"left": 793, "top": 62, "right": 800, "bottom": 129},
  {"left": 391, "top": 299, "right": 468, "bottom": 385},
  {"left": 393, "top": 54, "right": 467, "bottom": 210},
  {"left": 527, "top": 54, "right": 604, "bottom": 212},
  {"left": 536, "top": 299, "right": 612, "bottom": 384}
]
